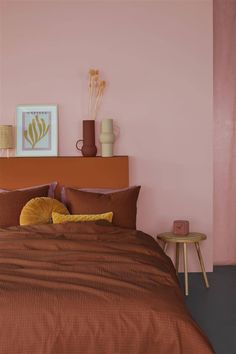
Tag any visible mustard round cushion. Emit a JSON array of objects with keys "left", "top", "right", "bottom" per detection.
[{"left": 20, "top": 197, "right": 69, "bottom": 225}]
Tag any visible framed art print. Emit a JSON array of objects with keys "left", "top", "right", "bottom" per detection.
[{"left": 16, "top": 105, "right": 58, "bottom": 156}]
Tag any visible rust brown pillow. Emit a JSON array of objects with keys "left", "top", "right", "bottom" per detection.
[
  {"left": 64, "top": 186, "right": 141, "bottom": 229},
  {"left": 0, "top": 185, "right": 50, "bottom": 227}
]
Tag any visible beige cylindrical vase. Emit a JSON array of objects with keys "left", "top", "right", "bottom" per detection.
[{"left": 99, "top": 119, "right": 115, "bottom": 157}]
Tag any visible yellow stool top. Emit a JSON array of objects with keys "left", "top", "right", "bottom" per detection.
[{"left": 157, "top": 232, "right": 207, "bottom": 243}]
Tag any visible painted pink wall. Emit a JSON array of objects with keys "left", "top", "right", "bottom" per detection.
[
  {"left": 0, "top": 1, "right": 213, "bottom": 271},
  {"left": 213, "top": 0, "right": 236, "bottom": 265}
]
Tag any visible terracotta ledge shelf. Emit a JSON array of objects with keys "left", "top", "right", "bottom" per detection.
[{"left": 0, "top": 156, "right": 129, "bottom": 194}]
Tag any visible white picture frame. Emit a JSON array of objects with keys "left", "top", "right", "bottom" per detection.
[{"left": 16, "top": 105, "right": 58, "bottom": 157}]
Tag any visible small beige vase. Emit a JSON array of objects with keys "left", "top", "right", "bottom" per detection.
[{"left": 99, "top": 119, "right": 115, "bottom": 157}]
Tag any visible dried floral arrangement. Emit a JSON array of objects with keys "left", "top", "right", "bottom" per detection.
[{"left": 88, "top": 69, "right": 106, "bottom": 120}]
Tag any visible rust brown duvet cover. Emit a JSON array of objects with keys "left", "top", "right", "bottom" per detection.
[{"left": 0, "top": 222, "right": 214, "bottom": 354}]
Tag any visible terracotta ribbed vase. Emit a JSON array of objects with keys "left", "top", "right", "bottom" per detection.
[{"left": 76, "top": 120, "right": 97, "bottom": 157}]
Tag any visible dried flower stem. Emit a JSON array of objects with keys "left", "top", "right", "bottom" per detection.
[
  {"left": 88, "top": 69, "right": 106, "bottom": 120},
  {"left": 88, "top": 69, "right": 96, "bottom": 118},
  {"left": 93, "top": 81, "right": 106, "bottom": 119}
]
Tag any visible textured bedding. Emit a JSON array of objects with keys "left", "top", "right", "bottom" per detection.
[{"left": 0, "top": 222, "right": 214, "bottom": 354}]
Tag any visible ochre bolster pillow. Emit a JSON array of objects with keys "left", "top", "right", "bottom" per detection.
[
  {"left": 52, "top": 211, "right": 113, "bottom": 224},
  {"left": 20, "top": 197, "right": 69, "bottom": 225}
]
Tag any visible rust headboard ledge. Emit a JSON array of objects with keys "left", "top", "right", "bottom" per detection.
[{"left": 0, "top": 156, "right": 129, "bottom": 197}]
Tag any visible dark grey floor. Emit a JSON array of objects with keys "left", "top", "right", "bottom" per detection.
[{"left": 179, "top": 266, "right": 236, "bottom": 354}]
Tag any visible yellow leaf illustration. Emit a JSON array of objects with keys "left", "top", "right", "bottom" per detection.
[
  {"left": 24, "top": 130, "right": 32, "bottom": 146},
  {"left": 32, "top": 119, "right": 38, "bottom": 143},
  {"left": 28, "top": 123, "right": 34, "bottom": 146},
  {"left": 36, "top": 116, "right": 42, "bottom": 137},
  {"left": 24, "top": 116, "right": 50, "bottom": 149},
  {"left": 41, "top": 118, "right": 46, "bottom": 135}
]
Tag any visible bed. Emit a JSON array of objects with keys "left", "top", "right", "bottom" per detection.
[{"left": 0, "top": 157, "right": 214, "bottom": 353}]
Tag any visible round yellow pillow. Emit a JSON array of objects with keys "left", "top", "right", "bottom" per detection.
[{"left": 20, "top": 197, "right": 69, "bottom": 226}]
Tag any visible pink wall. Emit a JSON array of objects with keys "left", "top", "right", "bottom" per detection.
[
  {"left": 0, "top": 1, "right": 213, "bottom": 271},
  {"left": 213, "top": 0, "right": 236, "bottom": 265}
]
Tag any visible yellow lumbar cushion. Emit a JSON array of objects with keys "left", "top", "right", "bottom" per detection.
[
  {"left": 20, "top": 197, "right": 69, "bottom": 225},
  {"left": 52, "top": 211, "right": 113, "bottom": 224}
]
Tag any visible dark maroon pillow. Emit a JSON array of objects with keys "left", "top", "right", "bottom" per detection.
[
  {"left": 64, "top": 186, "right": 141, "bottom": 229},
  {"left": 0, "top": 185, "right": 50, "bottom": 227}
]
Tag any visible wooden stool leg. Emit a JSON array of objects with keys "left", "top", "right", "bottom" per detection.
[
  {"left": 183, "top": 243, "right": 189, "bottom": 296},
  {"left": 195, "top": 242, "right": 209, "bottom": 288},
  {"left": 163, "top": 242, "right": 168, "bottom": 253},
  {"left": 175, "top": 243, "right": 180, "bottom": 274}
]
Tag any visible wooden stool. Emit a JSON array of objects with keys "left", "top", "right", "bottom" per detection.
[{"left": 157, "top": 232, "right": 209, "bottom": 296}]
